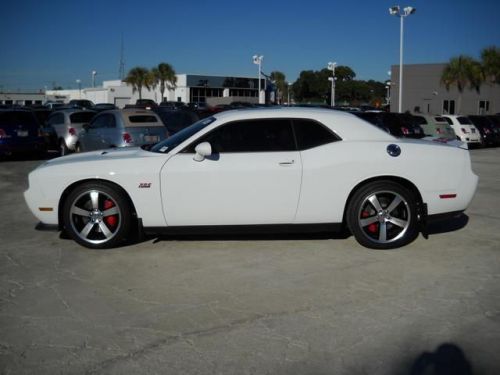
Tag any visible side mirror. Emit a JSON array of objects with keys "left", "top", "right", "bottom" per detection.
[{"left": 193, "top": 142, "right": 212, "bottom": 162}]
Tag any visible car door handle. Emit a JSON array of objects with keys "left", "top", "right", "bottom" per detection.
[{"left": 279, "top": 160, "right": 295, "bottom": 166}]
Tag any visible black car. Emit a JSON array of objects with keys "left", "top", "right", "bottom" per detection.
[
  {"left": 159, "top": 101, "right": 187, "bottom": 110},
  {"left": 68, "top": 99, "right": 95, "bottom": 109},
  {"left": 93, "top": 103, "right": 118, "bottom": 112},
  {"left": 0, "top": 109, "right": 46, "bottom": 157},
  {"left": 353, "top": 112, "right": 424, "bottom": 139},
  {"left": 153, "top": 108, "right": 200, "bottom": 135},
  {"left": 468, "top": 115, "right": 499, "bottom": 147}
]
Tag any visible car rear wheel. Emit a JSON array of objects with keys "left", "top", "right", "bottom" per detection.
[
  {"left": 63, "top": 182, "right": 132, "bottom": 249},
  {"left": 347, "top": 181, "right": 419, "bottom": 249}
]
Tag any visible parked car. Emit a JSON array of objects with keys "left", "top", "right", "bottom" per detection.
[
  {"left": 153, "top": 108, "right": 199, "bottom": 135},
  {"left": 0, "top": 109, "right": 46, "bottom": 157},
  {"left": 24, "top": 108, "right": 478, "bottom": 250},
  {"left": 47, "top": 109, "right": 97, "bottom": 155},
  {"left": 468, "top": 115, "right": 499, "bottom": 147},
  {"left": 93, "top": 103, "right": 118, "bottom": 113},
  {"left": 159, "top": 101, "right": 187, "bottom": 110},
  {"left": 135, "top": 99, "right": 157, "bottom": 109},
  {"left": 76, "top": 109, "right": 168, "bottom": 152},
  {"left": 412, "top": 115, "right": 456, "bottom": 140},
  {"left": 44, "top": 101, "right": 65, "bottom": 110},
  {"left": 68, "top": 99, "right": 95, "bottom": 109},
  {"left": 353, "top": 112, "right": 424, "bottom": 139},
  {"left": 31, "top": 108, "right": 58, "bottom": 150},
  {"left": 441, "top": 115, "right": 482, "bottom": 147}
]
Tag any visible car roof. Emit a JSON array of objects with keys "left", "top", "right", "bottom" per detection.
[{"left": 211, "top": 107, "right": 395, "bottom": 141}]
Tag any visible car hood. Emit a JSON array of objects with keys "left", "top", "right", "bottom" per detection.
[{"left": 40, "top": 147, "right": 164, "bottom": 168}]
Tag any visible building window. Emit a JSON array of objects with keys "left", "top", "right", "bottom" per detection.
[
  {"left": 478, "top": 100, "right": 490, "bottom": 115},
  {"left": 443, "top": 100, "right": 455, "bottom": 115}
]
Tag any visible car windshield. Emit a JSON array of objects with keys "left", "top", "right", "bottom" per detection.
[{"left": 149, "top": 117, "right": 216, "bottom": 153}]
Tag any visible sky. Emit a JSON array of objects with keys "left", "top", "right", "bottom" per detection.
[{"left": 1, "top": 0, "right": 499, "bottom": 91}]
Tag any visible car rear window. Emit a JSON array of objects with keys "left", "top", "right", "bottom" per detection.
[
  {"left": 0, "top": 111, "right": 38, "bottom": 128},
  {"left": 70, "top": 112, "right": 95, "bottom": 123},
  {"left": 458, "top": 117, "right": 472, "bottom": 125},
  {"left": 128, "top": 115, "right": 159, "bottom": 123},
  {"left": 434, "top": 116, "right": 447, "bottom": 123}
]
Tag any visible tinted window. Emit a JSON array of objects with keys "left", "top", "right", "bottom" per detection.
[
  {"left": 457, "top": 117, "right": 472, "bottom": 125},
  {"left": 70, "top": 112, "right": 95, "bottom": 123},
  {"left": 412, "top": 116, "right": 427, "bottom": 125},
  {"left": 195, "top": 119, "right": 295, "bottom": 153},
  {"left": 90, "top": 114, "right": 115, "bottom": 129},
  {"left": 128, "top": 115, "right": 159, "bottom": 123},
  {"left": 293, "top": 119, "right": 339, "bottom": 150},
  {"left": 0, "top": 111, "right": 38, "bottom": 127}
]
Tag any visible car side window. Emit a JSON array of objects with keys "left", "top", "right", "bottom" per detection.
[
  {"left": 292, "top": 119, "right": 340, "bottom": 150},
  {"left": 90, "top": 114, "right": 115, "bottom": 129},
  {"left": 188, "top": 119, "right": 296, "bottom": 153}
]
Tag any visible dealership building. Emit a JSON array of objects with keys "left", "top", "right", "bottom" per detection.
[
  {"left": 41, "top": 74, "right": 265, "bottom": 108},
  {"left": 390, "top": 63, "right": 500, "bottom": 115}
]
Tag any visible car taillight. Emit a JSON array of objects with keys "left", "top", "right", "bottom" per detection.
[
  {"left": 0, "top": 129, "right": 7, "bottom": 138},
  {"left": 123, "top": 132, "right": 132, "bottom": 143},
  {"left": 461, "top": 128, "right": 469, "bottom": 134},
  {"left": 401, "top": 127, "right": 409, "bottom": 135},
  {"left": 68, "top": 127, "right": 76, "bottom": 136}
]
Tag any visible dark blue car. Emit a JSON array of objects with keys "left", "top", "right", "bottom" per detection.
[{"left": 0, "top": 109, "right": 46, "bottom": 157}]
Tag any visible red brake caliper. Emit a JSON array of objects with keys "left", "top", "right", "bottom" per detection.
[
  {"left": 362, "top": 210, "right": 378, "bottom": 233},
  {"left": 103, "top": 199, "right": 117, "bottom": 227}
]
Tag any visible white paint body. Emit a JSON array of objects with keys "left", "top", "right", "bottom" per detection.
[{"left": 25, "top": 108, "right": 478, "bottom": 230}]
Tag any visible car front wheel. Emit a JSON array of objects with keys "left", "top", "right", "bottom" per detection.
[
  {"left": 62, "top": 182, "right": 132, "bottom": 249},
  {"left": 346, "top": 181, "right": 419, "bottom": 249}
]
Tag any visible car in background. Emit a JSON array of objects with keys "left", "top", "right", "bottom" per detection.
[
  {"left": 412, "top": 115, "right": 456, "bottom": 140},
  {"left": 0, "top": 109, "right": 46, "bottom": 157},
  {"left": 44, "top": 101, "right": 65, "bottom": 110},
  {"left": 153, "top": 108, "right": 199, "bottom": 135},
  {"left": 468, "top": 115, "right": 499, "bottom": 147},
  {"left": 159, "top": 101, "right": 187, "bottom": 110},
  {"left": 30, "top": 108, "right": 58, "bottom": 150},
  {"left": 134, "top": 99, "right": 157, "bottom": 109},
  {"left": 353, "top": 112, "right": 424, "bottom": 139},
  {"left": 68, "top": 99, "right": 95, "bottom": 110},
  {"left": 24, "top": 108, "right": 478, "bottom": 250},
  {"left": 47, "top": 109, "right": 97, "bottom": 156},
  {"left": 441, "top": 115, "right": 482, "bottom": 147},
  {"left": 93, "top": 103, "right": 118, "bottom": 113},
  {"left": 76, "top": 109, "right": 168, "bottom": 152}
]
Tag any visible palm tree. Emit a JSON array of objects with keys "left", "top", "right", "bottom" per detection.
[
  {"left": 123, "top": 67, "right": 151, "bottom": 100},
  {"left": 152, "top": 63, "right": 177, "bottom": 102},
  {"left": 441, "top": 55, "right": 483, "bottom": 114},
  {"left": 480, "top": 46, "right": 500, "bottom": 84}
]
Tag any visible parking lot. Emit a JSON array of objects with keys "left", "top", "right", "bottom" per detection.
[{"left": 1, "top": 148, "right": 499, "bottom": 374}]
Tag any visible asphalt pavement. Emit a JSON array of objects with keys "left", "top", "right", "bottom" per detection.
[{"left": 1, "top": 148, "right": 499, "bottom": 375}]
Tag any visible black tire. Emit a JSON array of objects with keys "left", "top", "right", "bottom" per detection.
[
  {"left": 62, "top": 182, "right": 133, "bottom": 249},
  {"left": 59, "top": 139, "right": 69, "bottom": 156},
  {"left": 346, "top": 181, "right": 419, "bottom": 249}
]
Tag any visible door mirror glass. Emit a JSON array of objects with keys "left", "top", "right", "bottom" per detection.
[{"left": 193, "top": 142, "right": 212, "bottom": 162}]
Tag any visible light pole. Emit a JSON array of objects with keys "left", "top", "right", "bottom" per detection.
[
  {"left": 253, "top": 55, "right": 263, "bottom": 104},
  {"left": 91, "top": 70, "right": 97, "bottom": 88},
  {"left": 385, "top": 81, "right": 391, "bottom": 105},
  {"left": 76, "top": 79, "right": 81, "bottom": 98},
  {"left": 389, "top": 5, "right": 416, "bottom": 113},
  {"left": 287, "top": 82, "right": 291, "bottom": 106},
  {"left": 327, "top": 61, "right": 337, "bottom": 107}
]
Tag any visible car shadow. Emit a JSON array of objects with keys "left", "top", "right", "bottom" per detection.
[{"left": 427, "top": 213, "right": 469, "bottom": 236}]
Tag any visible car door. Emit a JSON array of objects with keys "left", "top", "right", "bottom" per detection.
[{"left": 160, "top": 118, "right": 302, "bottom": 226}]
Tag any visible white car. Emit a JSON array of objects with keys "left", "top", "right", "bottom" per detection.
[
  {"left": 24, "top": 108, "right": 478, "bottom": 250},
  {"left": 441, "top": 115, "right": 482, "bottom": 146}
]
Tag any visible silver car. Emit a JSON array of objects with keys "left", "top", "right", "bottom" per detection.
[
  {"left": 76, "top": 109, "right": 168, "bottom": 152},
  {"left": 47, "top": 109, "right": 97, "bottom": 155}
]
